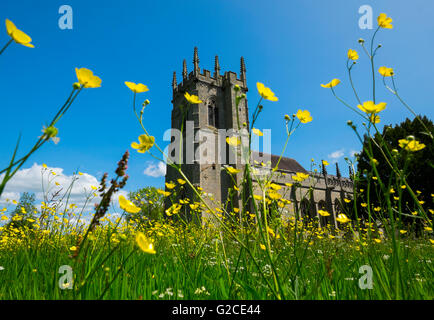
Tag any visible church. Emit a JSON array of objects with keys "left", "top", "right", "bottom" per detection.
[{"left": 165, "top": 48, "right": 354, "bottom": 228}]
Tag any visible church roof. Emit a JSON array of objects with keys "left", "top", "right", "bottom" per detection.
[{"left": 251, "top": 151, "right": 308, "bottom": 173}]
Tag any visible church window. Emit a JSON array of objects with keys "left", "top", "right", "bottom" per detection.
[{"left": 208, "top": 99, "right": 218, "bottom": 128}]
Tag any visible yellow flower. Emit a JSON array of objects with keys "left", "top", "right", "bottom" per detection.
[
  {"left": 157, "top": 189, "right": 171, "bottom": 197},
  {"left": 336, "top": 214, "right": 351, "bottom": 224},
  {"left": 5, "top": 19, "right": 34, "bottom": 48},
  {"left": 259, "top": 243, "right": 266, "bottom": 250},
  {"left": 267, "top": 190, "right": 282, "bottom": 200},
  {"left": 136, "top": 232, "right": 156, "bottom": 254},
  {"left": 292, "top": 172, "right": 309, "bottom": 182},
  {"left": 424, "top": 226, "right": 432, "bottom": 232},
  {"left": 125, "top": 81, "right": 149, "bottom": 93},
  {"left": 318, "top": 210, "right": 330, "bottom": 217},
  {"left": 184, "top": 92, "right": 202, "bottom": 104},
  {"left": 377, "top": 13, "right": 393, "bottom": 29},
  {"left": 269, "top": 183, "right": 281, "bottom": 191},
  {"left": 373, "top": 238, "right": 381, "bottom": 243},
  {"left": 119, "top": 195, "right": 141, "bottom": 214},
  {"left": 347, "top": 49, "right": 359, "bottom": 61},
  {"left": 131, "top": 134, "right": 155, "bottom": 153},
  {"left": 225, "top": 166, "right": 240, "bottom": 175},
  {"left": 190, "top": 203, "right": 200, "bottom": 210},
  {"left": 42, "top": 164, "right": 47, "bottom": 169},
  {"left": 321, "top": 79, "right": 341, "bottom": 88},
  {"left": 226, "top": 136, "right": 241, "bottom": 147},
  {"left": 344, "top": 198, "right": 351, "bottom": 203},
  {"left": 357, "top": 101, "right": 387, "bottom": 114},
  {"left": 399, "top": 230, "right": 407, "bottom": 234},
  {"left": 256, "top": 82, "right": 278, "bottom": 101},
  {"left": 75, "top": 68, "right": 102, "bottom": 88},
  {"left": 252, "top": 128, "right": 263, "bottom": 136},
  {"left": 296, "top": 110, "right": 313, "bottom": 124},
  {"left": 177, "top": 179, "right": 186, "bottom": 185},
  {"left": 361, "top": 203, "right": 367, "bottom": 208},
  {"left": 322, "top": 160, "right": 329, "bottom": 166},
  {"left": 378, "top": 66, "right": 394, "bottom": 77},
  {"left": 69, "top": 246, "right": 77, "bottom": 251},
  {"left": 165, "top": 182, "right": 176, "bottom": 189},
  {"left": 398, "top": 139, "right": 425, "bottom": 152},
  {"left": 370, "top": 114, "right": 380, "bottom": 124},
  {"left": 285, "top": 183, "right": 293, "bottom": 187}
]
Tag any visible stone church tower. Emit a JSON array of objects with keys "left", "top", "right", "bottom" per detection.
[
  {"left": 165, "top": 47, "right": 249, "bottom": 221},
  {"left": 165, "top": 48, "right": 354, "bottom": 227}
]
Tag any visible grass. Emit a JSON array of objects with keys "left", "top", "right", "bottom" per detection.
[{"left": 0, "top": 212, "right": 432, "bottom": 300}]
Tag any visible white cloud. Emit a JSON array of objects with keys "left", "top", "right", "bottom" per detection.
[
  {"left": 143, "top": 161, "right": 166, "bottom": 178},
  {"left": 328, "top": 149, "right": 345, "bottom": 162},
  {"left": 0, "top": 163, "right": 128, "bottom": 213}
]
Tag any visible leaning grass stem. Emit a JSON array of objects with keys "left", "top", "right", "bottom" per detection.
[{"left": 0, "top": 38, "right": 13, "bottom": 56}]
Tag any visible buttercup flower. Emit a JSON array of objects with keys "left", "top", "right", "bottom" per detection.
[
  {"left": 131, "top": 134, "right": 154, "bottom": 153},
  {"left": 292, "top": 172, "right": 309, "bottom": 182},
  {"left": 357, "top": 101, "right": 387, "bottom": 114},
  {"left": 125, "top": 81, "right": 149, "bottom": 93},
  {"left": 226, "top": 136, "right": 241, "bottom": 147},
  {"left": 347, "top": 49, "right": 359, "bottom": 61},
  {"left": 295, "top": 110, "right": 312, "bottom": 123},
  {"left": 378, "top": 66, "right": 394, "bottom": 77},
  {"left": 225, "top": 166, "right": 240, "bottom": 175},
  {"left": 136, "top": 232, "right": 156, "bottom": 254},
  {"left": 377, "top": 13, "right": 393, "bottom": 29},
  {"left": 75, "top": 68, "right": 102, "bottom": 88},
  {"left": 369, "top": 114, "right": 380, "bottom": 124},
  {"left": 5, "top": 19, "right": 34, "bottom": 48},
  {"left": 321, "top": 79, "right": 341, "bottom": 88},
  {"left": 322, "top": 160, "right": 329, "bottom": 166},
  {"left": 252, "top": 128, "right": 263, "bottom": 136},
  {"left": 165, "top": 182, "right": 176, "bottom": 189},
  {"left": 398, "top": 139, "right": 426, "bottom": 152},
  {"left": 336, "top": 213, "right": 351, "bottom": 224},
  {"left": 256, "top": 82, "right": 278, "bottom": 101},
  {"left": 184, "top": 92, "right": 202, "bottom": 104},
  {"left": 119, "top": 195, "right": 141, "bottom": 214},
  {"left": 318, "top": 210, "right": 330, "bottom": 217}
]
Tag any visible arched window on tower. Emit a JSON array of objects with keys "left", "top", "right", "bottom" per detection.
[{"left": 208, "top": 99, "right": 218, "bottom": 128}]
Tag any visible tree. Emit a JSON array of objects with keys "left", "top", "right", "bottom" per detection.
[
  {"left": 6, "top": 192, "right": 38, "bottom": 230},
  {"left": 356, "top": 115, "right": 433, "bottom": 225},
  {"left": 126, "top": 187, "right": 165, "bottom": 224}
]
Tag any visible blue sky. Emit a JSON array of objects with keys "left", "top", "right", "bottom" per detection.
[{"left": 1, "top": 0, "right": 433, "bottom": 200}]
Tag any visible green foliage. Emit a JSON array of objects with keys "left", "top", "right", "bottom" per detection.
[
  {"left": 6, "top": 192, "right": 38, "bottom": 230},
  {"left": 127, "top": 187, "right": 165, "bottom": 223},
  {"left": 357, "top": 116, "right": 434, "bottom": 222}
]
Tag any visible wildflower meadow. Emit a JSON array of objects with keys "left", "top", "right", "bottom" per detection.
[{"left": 0, "top": 3, "right": 433, "bottom": 303}]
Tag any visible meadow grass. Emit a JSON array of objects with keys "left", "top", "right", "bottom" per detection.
[{"left": 0, "top": 218, "right": 432, "bottom": 300}]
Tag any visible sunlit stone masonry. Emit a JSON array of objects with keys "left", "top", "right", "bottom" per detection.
[{"left": 164, "top": 47, "right": 354, "bottom": 228}]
